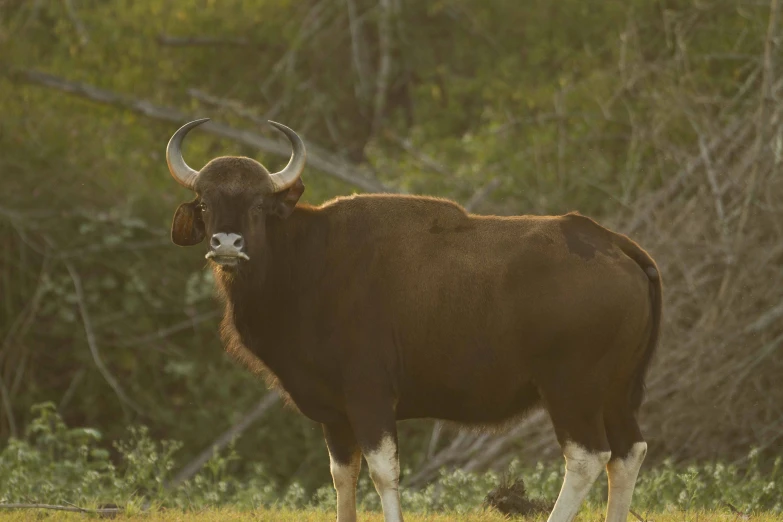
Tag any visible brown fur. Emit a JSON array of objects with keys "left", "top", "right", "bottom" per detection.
[{"left": 169, "top": 155, "right": 662, "bottom": 470}]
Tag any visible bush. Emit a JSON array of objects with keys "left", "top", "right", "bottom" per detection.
[
  {"left": 1, "top": 404, "right": 780, "bottom": 514},
  {"left": 0, "top": 402, "right": 117, "bottom": 505}
]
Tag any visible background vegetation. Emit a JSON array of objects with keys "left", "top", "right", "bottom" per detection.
[
  {"left": 1, "top": 404, "right": 781, "bottom": 514},
  {"left": 0, "top": 0, "right": 782, "bottom": 514}
]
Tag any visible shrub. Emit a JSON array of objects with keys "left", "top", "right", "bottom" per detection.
[{"left": 1, "top": 404, "right": 780, "bottom": 514}]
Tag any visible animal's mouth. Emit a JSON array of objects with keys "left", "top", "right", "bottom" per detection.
[{"left": 205, "top": 251, "right": 250, "bottom": 268}]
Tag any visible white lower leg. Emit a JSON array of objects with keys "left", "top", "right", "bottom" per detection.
[
  {"left": 364, "top": 435, "right": 404, "bottom": 522},
  {"left": 546, "top": 442, "right": 611, "bottom": 522},
  {"left": 605, "top": 442, "right": 647, "bottom": 522},
  {"left": 330, "top": 452, "right": 361, "bottom": 522}
]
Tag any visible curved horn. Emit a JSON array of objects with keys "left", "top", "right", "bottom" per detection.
[
  {"left": 166, "top": 118, "right": 210, "bottom": 190},
  {"left": 267, "top": 121, "right": 307, "bottom": 192}
]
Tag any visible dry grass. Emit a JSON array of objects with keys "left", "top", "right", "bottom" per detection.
[
  {"left": 0, "top": 507, "right": 510, "bottom": 522},
  {"left": 611, "top": 18, "right": 783, "bottom": 462},
  {"left": 0, "top": 508, "right": 781, "bottom": 522}
]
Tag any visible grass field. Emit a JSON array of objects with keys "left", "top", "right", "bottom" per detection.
[{"left": 0, "top": 508, "right": 781, "bottom": 522}]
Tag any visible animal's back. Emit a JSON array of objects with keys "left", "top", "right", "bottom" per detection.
[
  {"left": 314, "top": 196, "right": 653, "bottom": 423},
  {"left": 317, "top": 195, "right": 649, "bottom": 322}
]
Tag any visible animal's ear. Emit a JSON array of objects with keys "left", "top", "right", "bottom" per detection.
[
  {"left": 269, "top": 178, "right": 305, "bottom": 219},
  {"left": 171, "top": 199, "right": 205, "bottom": 246}
]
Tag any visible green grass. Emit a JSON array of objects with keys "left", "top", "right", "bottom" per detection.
[{"left": 0, "top": 507, "right": 782, "bottom": 522}]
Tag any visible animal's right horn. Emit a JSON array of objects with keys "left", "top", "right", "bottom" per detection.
[{"left": 166, "top": 118, "right": 210, "bottom": 190}]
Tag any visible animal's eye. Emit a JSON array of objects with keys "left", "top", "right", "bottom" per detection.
[{"left": 198, "top": 201, "right": 208, "bottom": 212}]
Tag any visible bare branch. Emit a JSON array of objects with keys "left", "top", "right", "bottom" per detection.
[
  {"left": 113, "top": 310, "right": 221, "bottom": 348},
  {"left": 21, "top": 0, "right": 45, "bottom": 31},
  {"left": 684, "top": 108, "right": 732, "bottom": 256},
  {"left": 724, "top": 64, "right": 762, "bottom": 118},
  {"left": 733, "top": 0, "right": 781, "bottom": 246},
  {"left": 425, "top": 421, "right": 443, "bottom": 461},
  {"left": 461, "top": 411, "right": 549, "bottom": 473},
  {"left": 0, "top": 217, "right": 51, "bottom": 438},
  {"left": 1, "top": 238, "right": 51, "bottom": 351},
  {"left": 724, "top": 501, "right": 750, "bottom": 519},
  {"left": 64, "top": 261, "right": 144, "bottom": 415},
  {"left": 405, "top": 409, "right": 550, "bottom": 487},
  {"left": 0, "top": 375, "right": 17, "bottom": 438},
  {"left": 188, "top": 88, "right": 273, "bottom": 127},
  {"left": 404, "top": 430, "right": 472, "bottom": 487},
  {"left": 732, "top": 331, "right": 783, "bottom": 386},
  {"left": 444, "top": 5, "right": 502, "bottom": 54},
  {"left": 696, "top": 135, "right": 727, "bottom": 228},
  {"left": 745, "top": 300, "right": 783, "bottom": 334},
  {"left": 57, "top": 238, "right": 170, "bottom": 259},
  {"left": 345, "top": 0, "right": 374, "bottom": 103},
  {"left": 554, "top": 88, "right": 567, "bottom": 188},
  {"left": 15, "top": 69, "right": 397, "bottom": 194},
  {"left": 260, "top": 0, "right": 333, "bottom": 96},
  {"left": 62, "top": 0, "right": 89, "bottom": 45},
  {"left": 624, "top": 116, "right": 752, "bottom": 234},
  {"left": 714, "top": 0, "right": 781, "bottom": 308},
  {"left": 58, "top": 368, "right": 86, "bottom": 411},
  {"left": 167, "top": 392, "right": 280, "bottom": 490},
  {"left": 156, "top": 34, "right": 249, "bottom": 47},
  {"left": 629, "top": 508, "right": 647, "bottom": 522},
  {"left": 696, "top": 53, "right": 757, "bottom": 62},
  {"left": 464, "top": 178, "right": 502, "bottom": 212},
  {"left": 0, "top": 503, "right": 120, "bottom": 515},
  {"left": 384, "top": 131, "right": 451, "bottom": 177},
  {"left": 371, "top": 0, "right": 393, "bottom": 136}
]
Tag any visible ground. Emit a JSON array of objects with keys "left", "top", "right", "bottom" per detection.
[{"left": 0, "top": 509, "right": 781, "bottom": 522}]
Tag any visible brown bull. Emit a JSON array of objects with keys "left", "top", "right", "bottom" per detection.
[{"left": 165, "top": 118, "right": 662, "bottom": 522}]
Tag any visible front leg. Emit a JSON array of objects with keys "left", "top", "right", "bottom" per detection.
[
  {"left": 323, "top": 420, "right": 362, "bottom": 522},
  {"left": 345, "top": 393, "right": 404, "bottom": 521}
]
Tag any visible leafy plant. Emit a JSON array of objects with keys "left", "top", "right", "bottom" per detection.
[{"left": 3, "top": 404, "right": 779, "bottom": 515}]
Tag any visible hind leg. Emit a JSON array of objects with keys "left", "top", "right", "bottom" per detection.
[
  {"left": 603, "top": 406, "right": 647, "bottom": 522},
  {"left": 544, "top": 392, "right": 612, "bottom": 522}
]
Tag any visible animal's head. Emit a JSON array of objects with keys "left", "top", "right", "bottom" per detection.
[{"left": 166, "top": 118, "right": 306, "bottom": 270}]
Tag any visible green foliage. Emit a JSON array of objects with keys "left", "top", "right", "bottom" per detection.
[
  {"left": 0, "top": 402, "right": 115, "bottom": 504},
  {"left": 1, "top": 0, "right": 780, "bottom": 505},
  {"left": 629, "top": 453, "right": 783, "bottom": 514},
  {"left": 397, "top": 468, "right": 503, "bottom": 514},
  {"left": 516, "top": 454, "right": 783, "bottom": 514},
  {"left": 113, "top": 426, "right": 183, "bottom": 500},
  {"left": 1, "top": 405, "right": 781, "bottom": 514}
]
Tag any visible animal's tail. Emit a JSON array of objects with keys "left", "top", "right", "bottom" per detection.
[{"left": 616, "top": 234, "right": 663, "bottom": 412}]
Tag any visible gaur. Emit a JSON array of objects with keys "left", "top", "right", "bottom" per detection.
[{"left": 164, "top": 118, "right": 662, "bottom": 522}]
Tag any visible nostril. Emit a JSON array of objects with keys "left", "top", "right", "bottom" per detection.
[
  {"left": 210, "top": 235, "right": 221, "bottom": 249},
  {"left": 233, "top": 236, "right": 244, "bottom": 249}
]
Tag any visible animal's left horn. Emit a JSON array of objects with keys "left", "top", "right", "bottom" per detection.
[
  {"left": 166, "top": 118, "right": 210, "bottom": 190},
  {"left": 267, "top": 121, "right": 306, "bottom": 192}
]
